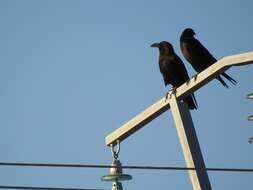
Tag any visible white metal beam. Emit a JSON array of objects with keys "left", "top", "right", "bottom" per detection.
[
  {"left": 106, "top": 51, "right": 253, "bottom": 146},
  {"left": 170, "top": 94, "right": 212, "bottom": 190}
]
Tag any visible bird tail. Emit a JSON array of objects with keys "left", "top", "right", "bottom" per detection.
[
  {"left": 216, "top": 75, "right": 229, "bottom": 88},
  {"left": 184, "top": 93, "right": 198, "bottom": 110},
  {"left": 221, "top": 72, "right": 237, "bottom": 85}
]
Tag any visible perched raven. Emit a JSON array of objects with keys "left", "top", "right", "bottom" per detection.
[
  {"left": 180, "top": 28, "right": 237, "bottom": 88},
  {"left": 151, "top": 41, "right": 198, "bottom": 110}
]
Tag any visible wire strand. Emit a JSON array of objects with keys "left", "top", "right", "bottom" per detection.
[
  {"left": 0, "top": 185, "right": 106, "bottom": 190},
  {"left": 0, "top": 162, "right": 253, "bottom": 172}
]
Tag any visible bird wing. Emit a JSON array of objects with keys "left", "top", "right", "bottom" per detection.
[
  {"left": 159, "top": 56, "right": 173, "bottom": 86},
  {"left": 159, "top": 53, "right": 198, "bottom": 109},
  {"left": 172, "top": 54, "right": 198, "bottom": 110},
  {"left": 173, "top": 54, "right": 191, "bottom": 85},
  {"left": 181, "top": 38, "right": 217, "bottom": 71},
  {"left": 192, "top": 38, "right": 217, "bottom": 62}
]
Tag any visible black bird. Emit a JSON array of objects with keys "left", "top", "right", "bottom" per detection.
[
  {"left": 151, "top": 41, "right": 198, "bottom": 110},
  {"left": 180, "top": 28, "right": 237, "bottom": 88}
]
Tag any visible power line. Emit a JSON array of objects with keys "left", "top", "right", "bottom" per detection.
[
  {"left": 0, "top": 185, "right": 106, "bottom": 190},
  {"left": 0, "top": 162, "right": 253, "bottom": 173}
]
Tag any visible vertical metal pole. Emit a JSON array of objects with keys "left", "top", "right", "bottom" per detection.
[{"left": 170, "top": 94, "right": 212, "bottom": 190}]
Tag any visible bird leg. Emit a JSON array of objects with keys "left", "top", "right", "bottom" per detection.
[
  {"left": 186, "top": 78, "right": 191, "bottom": 85},
  {"left": 192, "top": 74, "right": 198, "bottom": 81},
  {"left": 187, "top": 74, "right": 198, "bottom": 85},
  {"left": 165, "top": 87, "right": 177, "bottom": 101}
]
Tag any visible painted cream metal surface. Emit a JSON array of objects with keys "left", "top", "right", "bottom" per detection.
[{"left": 170, "top": 94, "right": 211, "bottom": 190}]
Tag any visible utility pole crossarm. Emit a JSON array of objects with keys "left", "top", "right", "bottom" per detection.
[{"left": 106, "top": 51, "right": 253, "bottom": 146}]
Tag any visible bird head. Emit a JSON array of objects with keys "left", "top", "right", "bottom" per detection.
[
  {"left": 181, "top": 28, "right": 196, "bottom": 38},
  {"left": 151, "top": 41, "right": 174, "bottom": 55}
]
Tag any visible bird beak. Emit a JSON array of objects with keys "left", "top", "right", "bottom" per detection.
[{"left": 150, "top": 43, "right": 159, "bottom": 48}]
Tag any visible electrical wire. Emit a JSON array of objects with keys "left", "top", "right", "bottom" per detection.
[
  {"left": 0, "top": 162, "right": 253, "bottom": 172},
  {"left": 0, "top": 185, "right": 106, "bottom": 190}
]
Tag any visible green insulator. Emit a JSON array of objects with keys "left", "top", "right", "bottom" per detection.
[
  {"left": 247, "top": 93, "right": 253, "bottom": 99},
  {"left": 101, "top": 159, "right": 132, "bottom": 182},
  {"left": 248, "top": 115, "right": 253, "bottom": 121}
]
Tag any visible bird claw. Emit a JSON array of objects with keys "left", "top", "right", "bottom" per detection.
[
  {"left": 192, "top": 74, "right": 198, "bottom": 81},
  {"left": 165, "top": 92, "right": 169, "bottom": 101},
  {"left": 186, "top": 79, "right": 191, "bottom": 85},
  {"left": 165, "top": 87, "right": 177, "bottom": 101}
]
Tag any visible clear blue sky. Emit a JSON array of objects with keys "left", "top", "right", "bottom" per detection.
[{"left": 0, "top": 0, "right": 252, "bottom": 189}]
